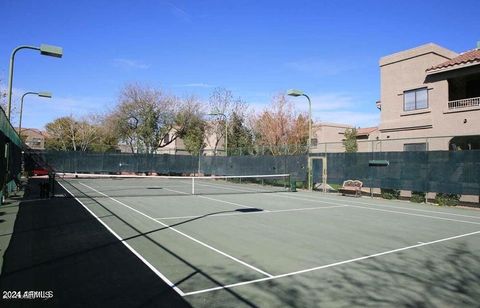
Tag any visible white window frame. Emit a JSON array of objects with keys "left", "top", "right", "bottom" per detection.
[{"left": 403, "top": 88, "right": 428, "bottom": 111}]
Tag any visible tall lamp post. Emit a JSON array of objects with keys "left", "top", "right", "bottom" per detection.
[
  {"left": 287, "top": 89, "right": 312, "bottom": 190},
  {"left": 19, "top": 91, "right": 52, "bottom": 135},
  {"left": 208, "top": 112, "right": 228, "bottom": 156},
  {"left": 6, "top": 44, "right": 62, "bottom": 120},
  {"left": 3, "top": 44, "right": 62, "bottom": 203}
]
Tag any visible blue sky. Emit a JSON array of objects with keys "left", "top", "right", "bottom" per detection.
[{"left": 1, "top": 0, "right": 479, "bottom": 129}]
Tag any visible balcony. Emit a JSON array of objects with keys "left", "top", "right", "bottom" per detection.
[{"left": 448, "top": 96, "right": 480, "bottom": 110}]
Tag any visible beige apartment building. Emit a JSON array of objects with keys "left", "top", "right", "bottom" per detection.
[
  {"left": 310, "top": 123, "right": 380, "bottom": 153},
  {"left": 19, "top": 128, "right": 48, "bottom": 150},
  {"left": 312, "top": 42, "right": 480, "bottom": 153},
  {"left": 377, "top": 43, "right": 480, "bottom": 151}
]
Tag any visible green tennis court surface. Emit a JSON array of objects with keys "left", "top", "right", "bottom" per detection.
[{"left": 54, "top": 176, "right": 480, "bottom": 306}]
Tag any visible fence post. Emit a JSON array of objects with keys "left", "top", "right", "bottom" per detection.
[
  {"left": 425, "top": 148, "right": 429, "bottom": 203},
  {"left": 197, "top": 149, "right": 201, "bottom": 176}
]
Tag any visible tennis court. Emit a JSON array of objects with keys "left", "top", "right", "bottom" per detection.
[{"left": 57, "top": 174, "right": 480, "bottom": 307}]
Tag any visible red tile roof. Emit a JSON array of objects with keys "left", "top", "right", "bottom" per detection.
[
  {"left": 356, "top": 127, "right": 378, "bottom": 136},
  {"left": 427, "top": 48, "right": 480, "bottom": 72}
]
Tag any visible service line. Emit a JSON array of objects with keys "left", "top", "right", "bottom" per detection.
[{"left": 79, "top": 182, "right": 273, "bottom": 278}]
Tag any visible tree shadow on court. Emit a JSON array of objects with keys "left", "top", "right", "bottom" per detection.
[
  {"left": 324, "top": 243, "right": 480, "bottom": 307},
  {"left": 1, "top": 179, "right": 263, "bottom": 307},
  {"left": 220, "top": 241, "right": 480, "bottom": 307}
]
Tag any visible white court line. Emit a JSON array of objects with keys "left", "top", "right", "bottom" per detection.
[
  {"left": 192, "top": 181, "right": 282, "bottom": 195},
  {"left": 296, "top": 193, "right": 480, "bottom": 220},
  {"left": 198, "top": 195, "right": 259, "bottom": 210},
  {"left": 162, "top": 187, "right": 257, "bottom": 210},
  {"left": 155, "top": 205, "right": 348, "bottom": 221},
  {"left": 56, "top": 181, "right": 186, "bottom": 296},
  {"left": 79, "top": 182, "right": 273, "bottom": 278},
  {"left": 183, "top": 229, "right": 480, "bottom": 296},
  {"left": 273, "top": 193, "right": 480, "bottom": 226},
  {"left": 196, "top": 180, "right": 480, "bottom": 220},
  {"left": 192, "top": 181, "right": 480, "bottom": 226}
]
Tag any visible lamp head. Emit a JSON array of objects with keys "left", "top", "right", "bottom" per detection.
[
  {"left": 287, "top": 89, "right": 304, "bottom": 97},
  {"left": 38, "top": 92, "right": 52, "bottom": 98},
  {"left": 40, "top": 44, "right": 63, "bottom": 58}
]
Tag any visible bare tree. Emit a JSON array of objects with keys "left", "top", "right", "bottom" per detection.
[
  {"left": 76, "top": 115, "right": 102, "bottom": 151},
  {"left": 206, "top": 87, "right": 248, "bottom": 155},
  {"left": 251, "top": 94, "right": 308, "bottom": 155},
  {"left": 45, "top": 115, "right": 106, "bottom": 151},
  {"left": 110, "top": 84, "right": 205, "bottom": 154},
  {"left": 45, "top": 116, "right": 78, "bottom": 151}
]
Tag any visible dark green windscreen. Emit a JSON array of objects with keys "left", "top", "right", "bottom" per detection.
[{"left": 32, "top": 149, "right": 480, "bottom": 195}]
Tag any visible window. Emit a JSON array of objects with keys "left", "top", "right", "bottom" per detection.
[
  {"left": 403, "top": 143, "right": 427, "bottom": 151},
  {"left": 404, "top": 88, "right": 428, "bottom": 111},
  {"left": 163, "top": 134, "right": 170, "bottom": 144},
  {"left": 311, "top": 138, "right": 318, "bottom": 147},
  {"left": 27, "top": 138, "right": 42, "bottom": 146}
]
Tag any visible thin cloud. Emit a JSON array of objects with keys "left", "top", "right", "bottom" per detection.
[
  {"left": 113, "top": 58, "right": 150, "bottom": 70},
  {"left": 308, "top": 93, "right": 355, "bottom": 111},
  {"left": 165, "top": 2, "right": 191, "bottom": 22},
  {"left": 285, "top": 58, "right": 354, "bottom": 76}
]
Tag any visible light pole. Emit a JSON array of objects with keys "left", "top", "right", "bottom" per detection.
[
  {"left": 6, "top": 44, "right": 62, "bottom": 120},
  {"left": 208, "top": 112, "right": 228, "bottom": 156},
  {"left": 287, "top": 89, "right": 313, "bottom": 190},
  {"left": 3, "top": 44, "right": 61, "bottom": 202},
  {"left": 19, "top": 91, "right": 52, "bottom": 136}
]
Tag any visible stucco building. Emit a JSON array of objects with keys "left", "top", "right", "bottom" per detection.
[
  {"left": 377, "top": 43, "right": 480, "bottom": 151},
  {"left": 19, "top": 128, "right": 48, "bottom": 150},
  {"left": 312, "top": 42, "right": 480, "bottom": 153}
]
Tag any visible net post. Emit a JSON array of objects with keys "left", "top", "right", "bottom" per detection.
[
  {"left": 289, "top": 174, "right": 297, "bottom": 192},
  {"left": 48, "top": 171, "right": 55, "bottom": 198},
  {"left": 192, "top": 177, "right": 195, "bottom": 195}
]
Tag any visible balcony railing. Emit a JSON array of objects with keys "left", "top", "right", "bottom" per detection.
[{"left": 448, "top": 96, "right": 480, "bottom": 110}]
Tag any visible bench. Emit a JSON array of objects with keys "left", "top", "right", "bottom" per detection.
[{"left": 338, "top": 180, "right": 363, "bottom": 197}]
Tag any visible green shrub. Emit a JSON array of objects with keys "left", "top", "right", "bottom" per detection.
[
  {"left": 381, "top": 188, "right": 400, "bottom": 200},
  {"left": 434, "top": 193, "right": 460, "bottom": 206},
  {"left": 329, "top": 183, "right": 342, "bottom": 191},
  {"left": 410, "top": 191, "right": 426, "bottom": 203}
]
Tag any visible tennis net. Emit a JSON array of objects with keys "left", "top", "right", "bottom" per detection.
[{"left": 56, "top": 173, "right": 292, "bottom": 197}]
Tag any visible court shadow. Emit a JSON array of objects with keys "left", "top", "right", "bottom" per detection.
[
  {"left": 1, "top": 178, "right": 259, "bottom": 307},
  {"left": 221, "top": 241, "right": 480, "bottom": 307}
]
